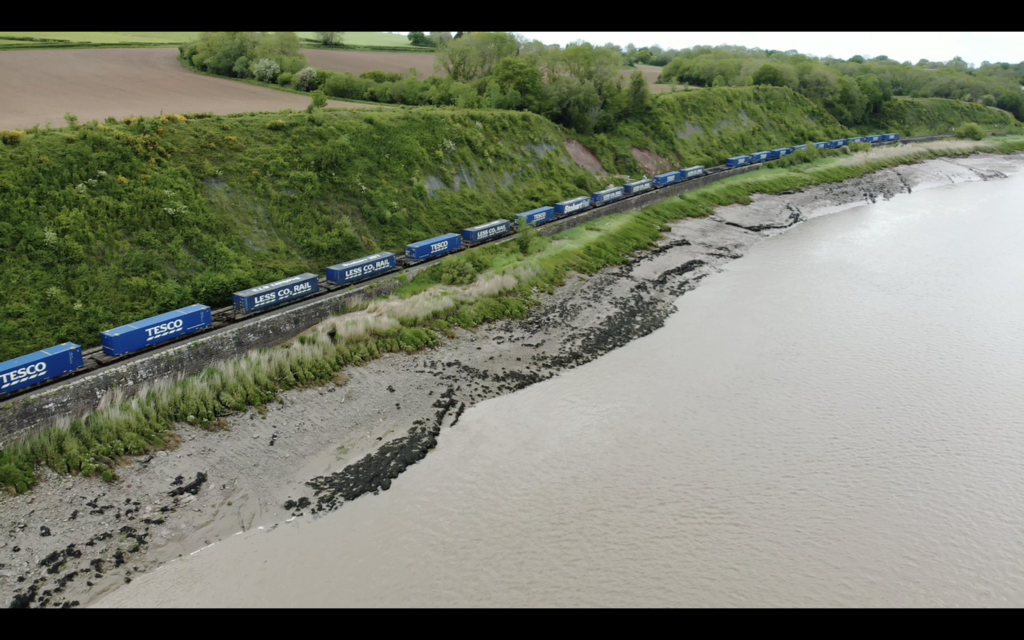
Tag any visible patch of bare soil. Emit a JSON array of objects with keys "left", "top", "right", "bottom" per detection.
[
  {"left": 631, "top": 148, "right": 673, "bottom": 176},
  {"left": 303, "top": 49, "right": 440, "bottom": 79},
  {"left": 0, "top": 48, "right": 376, "bottom": 130},
  {"left": 564, "top": 139, "right": 607, "bottom": 175}
]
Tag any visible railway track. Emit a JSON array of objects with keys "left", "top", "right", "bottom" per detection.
[{"left": 0, "top": 135, "right": 949, "bottom": 405}]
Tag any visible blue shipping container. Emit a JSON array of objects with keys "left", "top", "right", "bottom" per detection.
[
  {"left": 814, "top": 142, "right": 830, "bottom": 150},
  {"left": 867, "top": 135, "right": 881, "bottom": 143},
  {"left": 726, "top": 156, "right": 751, "bottom": 168},
  {"left": 773, "top": 148, "right": 794, "bottom": 158},
  {"left": 514, "top": 206, "right": 555, "bottom": 228},
  {"left": 592, "top": 186, "right": 625, "bottom": 205},
  {"left": 327, "top": 253, "right": 397, "bottom": 286},
  {"left": 233, "top": 274, "right": 319, "bottom": 318},
  {"left": 623, "top": 179, "right": 654, "bottom": 195},
  {"left": 554, "top": 196, "right": 592, "bottom": 217},
  {"left": 0, "top": 343, "right": 83, "bottom": 395},
  {"left": 792, "top": 144, "right": 808, "bottom": 151},
  {"left": 652, "top": 171, "right": 680, "bottom": 188},
  {"left": 750, "top": 151, "right": 770, "bottom": 163},
  {"left": 849, "top": 137, "right": 867, "bottom": 144},
  {"left": 406, "top": 233, "right": 462, "bottom": 262},
  {"left": 829, "top": 139, "right": 849, "bottom": 149},
  {"left": 463, "top": 220, "right": 512, "bottom": 244},
  {"left": 679, "top": 166, "right": 705, "bottom": 179},
  {"left": 102, "top": 304, "right": 212, "bottom": 357},
  {"left": 883, "top": 133, "right": 899, "bottom": 142}
]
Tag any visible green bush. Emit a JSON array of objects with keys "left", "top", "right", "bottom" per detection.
[
  {"left": 956, "top": 122, "right": 986, "bottom": 140},
  {"left": 0, "top": 129, "right": 24, "bottom": 145},
  {"left": 278, "top": 71, "right": 293, "bottom": 86},
  {"left": 266, "top": 119, "right": 288, "bottom": 130}
]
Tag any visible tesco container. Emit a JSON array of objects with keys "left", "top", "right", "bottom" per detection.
[
  {"left": 233, "top": 274, "right": 319, "bottom": 318},
  {"left": 514, "top": 206, "right": 555, "bottom": 228},
  {"left": 102, "top": 304, "right": 212, "bottom": 357},
  {"left": 327, "top": 253, "right": 397, "bottom": 286},
  {"left": 867, "top": 135, "right": 882, "bottom": 143},
  {"left": 750, "top": 151, "right": 771, "bottom": 163},
  {"left": 652, "top": 171, "right": 681, "bottom": 188},
  {"left": 814, "top": 142, "right": 830, "bottom": 150},
  {"left": 623, "top": 179, "right": 653, "bottom": 195},
  {"left": 463, "top": 220, "right": 512, "bottom": 244},
  {"left": 679, "top": 166, "right": 705, "bottom": 179},
  {"left": 829, "top": 139, "right": 849, "bottom": 149},
  {"left": 726, "top": 156, "right": 751, "bottom": 168},
  {"left": 792, "top": 144, "right": 808, "bottom": 152},
  {"left": 882, "top": 133, "right": 899, "bottom": 142},
  {"left": 773, "top": 148, "right": 794, "bottom": 158},
  {"left": 0, "top": 343, "right": 83, "bottom": 396},
  {"left": 591, "top": 186, "right": 625, "bottom": 206},
  {"left": 406, "top": 233, "right": 461, "bottom": 262},
  {"left": 554, "top": 196, "right": 592, "bottom": 217},
  {"left": 849, "top": 136, "right": 867, "bottom": 144}
]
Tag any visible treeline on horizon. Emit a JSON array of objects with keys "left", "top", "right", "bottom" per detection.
[{"left": 178, "top": 32, "right": 1023, "bottom": 132}]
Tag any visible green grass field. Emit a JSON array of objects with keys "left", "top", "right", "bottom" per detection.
[{"left": 295, "top": 32, "right": 418, "bottom": 48}]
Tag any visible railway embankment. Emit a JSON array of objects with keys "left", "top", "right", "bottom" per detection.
[
  {"left": 0, "top": 163, "right": 764, "bottom": 442},
  {"left": 3, "top": 149, "right": 1021, "bottom": 609}
]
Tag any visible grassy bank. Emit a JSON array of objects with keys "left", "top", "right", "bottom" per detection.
[
  {"left": 2, "top": 137, "right": 1021, "bottom": 494},
  {"left": 0, "top": 88, "right": 850, "bottom": 362},
  {"left": 862, "top": 97, "right": 1020, "bottom": 137}
]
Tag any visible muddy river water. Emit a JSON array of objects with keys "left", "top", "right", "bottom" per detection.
[{"left": 99, "top": 168, "right": 1024, "bottom": 607}]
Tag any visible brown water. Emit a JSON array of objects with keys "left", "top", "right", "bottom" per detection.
[{"left": 101, "top": 171, "right": 1024, "bottom": 607}]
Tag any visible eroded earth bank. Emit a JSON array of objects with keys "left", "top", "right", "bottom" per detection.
[{"left": 2, "top": 153, "right": 1021, "bottom": 608}]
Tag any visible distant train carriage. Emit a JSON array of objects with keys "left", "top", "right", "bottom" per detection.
[
  {"left": 814, "top": 142, "right": 830, "bottom": 150},
  {"left": 554, "top": 196, "right": 592, "bottom": 218},
  {"left": 405, "top": 233, "right": 462, "bottom": 263},
  {"left": 773, "top": 148, "right": 794, "bottom": 158},
  {"left": 327, "top": 253, "right": 398, "bottom": 287},
  {"left": 726, "top": 155, "right": 751, "bottom": 168},
  {"left": 623, "top": 178, "right": 654, "bottom": 195},
  {"left": 750, "top": 151, "right": 771, "bottom": 163},
  {"left": 0, "top": 343, "right": 83, "bottom": 396},
  {"left": 102, "top": 304, "right": 213, "bottom": 358},
  {"left": 882, "top": 133, "right": 900, "bottom": 142},
  {"left": 514, "top": 206, "right": 555, "bottom": 228},
  {"left": 866, "top": 135, "right": 881, "bottom": 143},
  {"left": 233, "top": 275, "right": 319, "bottom": 319},
  {"left": 592, "top": 186, "right": 625, "bottom": 206},
  {"left": 849, "top": 136, "right": 867, "bottom": 144},
  {"left": 679, "top": 166, "right": 705, "bottom": 179},
  {"left": 829, "top": 139, "right": 849, "bottom": 149},
  {"left": 792, "top": 144, "right": 808, "bottom": 152},
  {"left": 463, "top": 219, "right": 512, "bottom": 245},
  {"left": 652, "top": 171, "right": 681, "bottom": 188}
]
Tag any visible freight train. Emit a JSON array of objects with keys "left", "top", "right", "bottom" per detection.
[{"left": 0, "top": 134, "right": 900, "bottom": 399}]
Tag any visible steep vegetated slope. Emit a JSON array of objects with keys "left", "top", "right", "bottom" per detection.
[
  {"left": 864, "top": 97, "right": 1020, "bottom": 136},
  {"left": 0, "top": 109, "right": 594, "bottom": 360},
  {"left": 0, "top": 87, "right": 850, "bottom": 360},
  {"left": 583, "top": 86, "right": 849, "bottom": 175}
]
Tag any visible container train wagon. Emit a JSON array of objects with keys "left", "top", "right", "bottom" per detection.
[{"left": 0, "top": 132, "right": 901, "bottom": 400}]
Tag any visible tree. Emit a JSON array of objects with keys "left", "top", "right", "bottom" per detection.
[
  {"left": 407, "top": 31, "right": 432, "bottom": 47},
  {"left": 751, "top": 64, "right": 787, "bottom": 87},
  {"left": 491, "top": 56, "right": 543, "bottom": 109},
  {"left": 430, "top": 32, "right": 452, "bottom": 48},
  {"left": 712, "top": 75, "right": 727, "bottom": 87},
  {"left": 308, "top": 90, "right": 328, "bottom": 111},
  {"left": 316, "top": 32, "right": 343, "bottom": 46},
  {"left": 253, "top": 59, "right": 281, "bottom": 83},
  {"left": 626, "top": 70, "right": 651, "bottom": 117}
]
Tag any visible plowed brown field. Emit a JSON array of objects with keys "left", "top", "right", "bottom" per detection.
[
  {"left": 0, "top": 48, "right": 377, "bottom": 130},
  {"left": 302, "top": 49, "right": 440, "bottom": 78}
]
